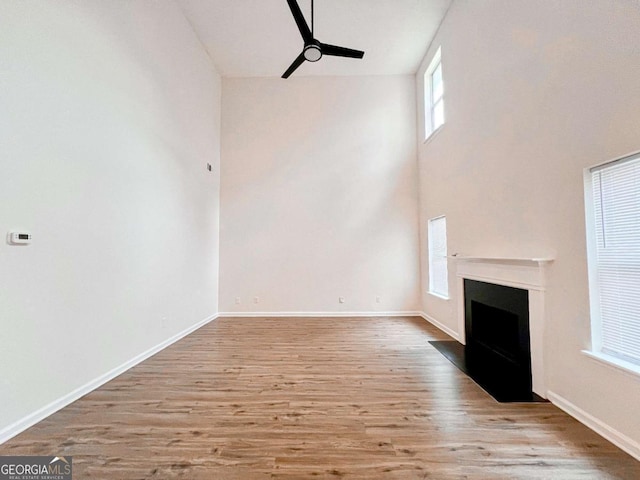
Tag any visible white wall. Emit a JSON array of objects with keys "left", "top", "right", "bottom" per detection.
[
  {"left": 417, "top": 0, "right": 640, "bottom": 453},
  {"left": 0, "top": 0, "right": 221, "bottom": 435},
  {"left": 219, "top": 76, "right": 420, "bottom": 314}
]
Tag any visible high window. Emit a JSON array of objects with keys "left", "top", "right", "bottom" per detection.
[
  {"left": 424, "top": 47, "right": 444, "bottom": 139},
  {"left": 584, "top": 152, "right": 640, "bottom": 371},
  {"left": 428, "top": 215, "right": 448, "bottom": 298}
]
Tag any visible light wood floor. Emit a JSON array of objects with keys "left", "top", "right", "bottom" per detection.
[{"left": 2, "top": 316, "right": 639, "bottom": 479}]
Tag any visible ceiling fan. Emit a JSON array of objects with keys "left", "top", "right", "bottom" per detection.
[{"left": 282, "top": 0, "right": 365, "bottom": 79}]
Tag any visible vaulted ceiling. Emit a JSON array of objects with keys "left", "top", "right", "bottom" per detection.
[{"left": 177, "top": 0, "right": 452, "bottom": 78}]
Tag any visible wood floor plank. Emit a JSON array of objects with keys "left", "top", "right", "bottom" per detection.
[{"left": 1, "top": 316, "right": 639, "bottom": 479}]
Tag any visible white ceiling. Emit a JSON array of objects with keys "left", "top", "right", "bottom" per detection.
[{"left": 177, "top": 0, "right": 452, "bottom": 78}]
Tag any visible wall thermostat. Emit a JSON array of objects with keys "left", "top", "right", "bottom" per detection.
[{"left": 8, "top": 232, "right": 32, "bottom": 245}]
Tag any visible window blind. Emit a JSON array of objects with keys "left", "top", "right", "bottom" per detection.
[
  {"left": 428, "top": 216, "right": 449, "bottom": 297},
  {"left": 591, "top": 154, "right": 640, "bottom": 365}
]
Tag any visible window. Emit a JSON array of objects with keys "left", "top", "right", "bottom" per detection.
[
  {"left": 585, "top": 152, "right": 640, "bottom": 369},
  {"left": 428, "top": 215, "right": 448, "bottom": 298},
  {"left": 424, "top": 47, "right": 444, "bottom": 139}
]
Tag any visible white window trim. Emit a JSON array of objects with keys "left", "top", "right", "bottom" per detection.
[
  {"left": 582, "top": 350, "right": 640, "bottom": 381},
  {"left": 428, "top": 215, "right": 449, "bottom": 299},
  {"left": 583, "top": 149, "right": 640, "bottom": 380},
  {"left": 424, "top": 47, "right": 444, "bottom": 141},
  {"left": 429, "top": 290, "right": 450, "bottom": 301},
  {"left": 423, "top": 121, "right": 445, "bottom": 146}
]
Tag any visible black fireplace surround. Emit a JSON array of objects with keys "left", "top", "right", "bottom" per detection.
[{"left": 463, "top": 279, "right": 534, "bottom": 401}]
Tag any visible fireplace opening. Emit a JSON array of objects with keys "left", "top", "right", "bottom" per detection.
[
  {"left": 463, "top": 278, "right": 535, "bottom": 401},
  {"left": 469, "top": 301, "right": 521, "bottom": 366}
]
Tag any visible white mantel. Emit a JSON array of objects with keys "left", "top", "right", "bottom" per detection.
[{"left": 453, "top": 255, "right": 553, "bottom": 398}]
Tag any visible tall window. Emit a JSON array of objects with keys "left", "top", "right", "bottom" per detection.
[
  {"left": 428, "top": 215, "right": 448, "bottom": 298},
  {"left": 424, "top": 47, "right": 444, "bottom": 139},
  {"left": 585, "top": 152, "right": 640, "bottom": 368}
]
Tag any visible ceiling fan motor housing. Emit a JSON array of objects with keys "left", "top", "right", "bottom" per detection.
[{"left": 304, "top": 44, "right": 322, "bottom": 62}]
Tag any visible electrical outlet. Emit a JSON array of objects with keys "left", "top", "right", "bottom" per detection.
[
  {"left": 254, "top": 296, "right": 259, "bottom": 304},
  {"left": 339, "top": 297, "right": 345, "bottom": 304},
  {"left": 376, "top": 296, "right": 381, "bottom": 303},
  {"left": 235, "top": 297, "right": 241, "bottom": 305}
]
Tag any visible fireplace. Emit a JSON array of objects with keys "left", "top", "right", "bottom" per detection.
[
  {"left": 454, "top": 256, "right": 552, "bottom": 398},
  {"left": 464, "top": 279, "right": 533, "bottom": 399}
]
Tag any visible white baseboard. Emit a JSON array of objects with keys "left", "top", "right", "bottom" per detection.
[
  {"left": 547, "top": 390, "right": 640, "bottom": 461},
  {"left": 419, "top": 312, "right": 460, "bottom": 341},
  {"left": 218, "top": 311, "right": 423, "bottom": 318},
  {"left": 0, "top": 313, "right": 219, "bottom": 445}
]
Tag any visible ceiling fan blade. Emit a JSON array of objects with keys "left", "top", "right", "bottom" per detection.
[
  {"left": 320, "top": 43, "right": 365, "bottom": 59},
  {"left": 282, "top": 52, "right": 306, "bottom": 79},
  {"left": 286, "top": 0, "right": 313, "bottom": 43}
]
